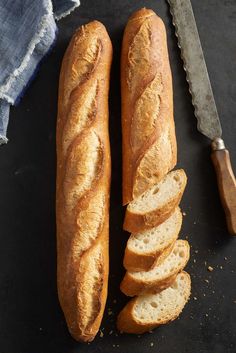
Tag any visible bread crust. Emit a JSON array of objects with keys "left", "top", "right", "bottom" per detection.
[
  {"left": 121, "top": 8, "right": 177, "bottom": 205},
  {"left": 56, "top": 21, "right": 112, "bottom": 342},
  {"left": 117, "top": 272, "right": 191, "bottom": 334},
  {"left": 121, "top": 240, "right": 190, "bottom": 296}
]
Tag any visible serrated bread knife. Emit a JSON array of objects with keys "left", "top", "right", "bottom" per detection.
[{"left": 168, "top": 0, "right": 236, "bottom": 235}]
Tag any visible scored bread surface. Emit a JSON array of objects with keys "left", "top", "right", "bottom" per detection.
[
  {"left": 117, "top": 271, "right": 191, "bottom": 334},
  {"left": 56, "top": 21, "right": 112, "bottom": 342},
  {"left": 121, "top": 8, "right": 177, "bottom": 206},
  {"left": 121, "top": 240, "right": 190, "bottom": 296}
]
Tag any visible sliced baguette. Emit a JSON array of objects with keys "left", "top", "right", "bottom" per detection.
[
  {"left": 123, "top": 169, "right": 187, "bottom": 233},
  {"left": 123, "top": 207, "right": 182, "bottom": 272},
  {"left": 121, "top": 240, "right": 190, "bottom": 296},
  {"left": 117, "top": 271, "right": 191, "bottom": 334}
]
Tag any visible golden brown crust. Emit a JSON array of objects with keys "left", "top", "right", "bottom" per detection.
[
  {"left": 121, "top": 8, "right": 177, "bottom": 205},
  {"left": 56, "top": 21, "right": 112, "bottom": 342}
]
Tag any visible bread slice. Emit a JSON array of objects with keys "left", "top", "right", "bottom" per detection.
[
  {"left": 121, "top": 240, "right": 190, "bottom": 296},
  {"left": 123, "top": 207, "right": 182, "bottom": 272},
  {"left": 117, "top": 271, "right": 191, "bottom": 334},
  {"left": 123, "top": 169, "right": 187, "bottom": 233}
]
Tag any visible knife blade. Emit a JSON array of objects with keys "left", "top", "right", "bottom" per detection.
[
  {"left": 168, "top": 0, "right": 236, "bottom": 235},
  {"left": 168, "top": 0, "right": 222, "bottom": 141}
]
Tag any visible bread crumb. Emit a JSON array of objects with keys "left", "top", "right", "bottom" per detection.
[
  {"left": 108, "top": 308, "right": 113, "bottom": 316},
  {"left": 220, "top": 266, "right": 223, "bottom": 269},
  {"left": 204, "top": 279, "right": 209, "bottom": 283},
  {"left": 208, "top": 266, "right": 213, "bottom": 272},
  {"left": 117, "top": 345, "right": 119, "bottom": 347},
  {"left": 183, "top": 211, "right": 186, "bottom": 216},
  {"left": 203, "top": 293, "right": 206, "bottom": 297},
  {"left": 185, "top": 235, "right": 189, "bottom": 239},
  {"left": 100, "top": 330, "right": 104, "bottom": 338},
  {"left": 150, "top": 342, "right": 154, "bottom": 347},
  {"left": 194, "top": 250, "right": 198, "bottom": 254},
  {"left": 39, "top": 327, "right": 42, "bottom": 331},
  {"left": 224, "top": 257, "right": 228, "bottom": 261},
  {"left": 112, "top": 344, "right": 115, "bottom": 347},
  {"left": 193, "top": 259, "right": 196, "bottom": 263},
  {"left": 193, "top": 296, "right": 197, "bottom": 301},
  {"left": 109, "top": 330, "right": 113, "bottom": 335},
  {"left": 205, "top": 313, "right": 209, "bottom": 317}
]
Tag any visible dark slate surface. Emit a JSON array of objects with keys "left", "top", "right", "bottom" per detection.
[{"left": 0, "top": 1, "right": 236, "bottom": 352}]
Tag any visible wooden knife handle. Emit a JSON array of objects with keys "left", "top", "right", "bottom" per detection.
[{"left": 211, "top": 143, "right": 236, "bottom": 235}]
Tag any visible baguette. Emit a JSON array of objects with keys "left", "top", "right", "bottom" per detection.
[
  {"left": 121, "top": 240, "right": 190, "bottom": 296},
  {"left": 117, "top": 271, "right": 191, "bottom": 334},
  {"left": 123, "top": 207, "right": 182, "bottom": 272},
  {"left": 56, "top": 21, "right": 112, "bottom": 342},
  {"left": 118, "top": 8, "right": 191, "bottom": 334},
  {"left": 123, "top": 169, "right": 187, "bottom": 233},
  {"left": 121, "top": 8, "right": 177, "bottom": 206}
]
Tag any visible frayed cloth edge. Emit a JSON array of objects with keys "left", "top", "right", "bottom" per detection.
[
  {"left": 0, "top": 0, "right": 54, "bottom": 100},
  {"left": 0, "top": 135, "right": 8, "bottom": 145},
  {"left": 0, "top": 94, "right": 14, "bottom": 104},
  {"left": 55, "top": 0, "right": 80, "bottom": 20}
]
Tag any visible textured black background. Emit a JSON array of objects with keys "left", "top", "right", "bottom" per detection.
[{"left": 0, "top": 1, "right": 236, "bottom": 352}]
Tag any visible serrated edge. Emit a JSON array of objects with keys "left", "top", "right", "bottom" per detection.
[{"left": 167, "top": 0, "right": 221, "bottom": 139}]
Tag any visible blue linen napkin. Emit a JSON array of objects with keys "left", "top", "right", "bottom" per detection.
[{"left": 0, "top": 0, "right": 80, "bottom": 145}]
